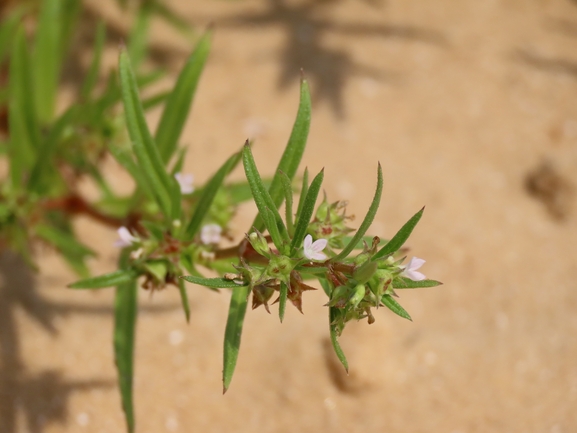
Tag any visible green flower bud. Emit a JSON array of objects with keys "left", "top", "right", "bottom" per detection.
[
  {"left": 349, "top": 284, "right": 366, "bottom": 308},
  {"left": 328, "top": 285, "right": 351, "bottom": 308},
  {"left": 353, "top": 260, "right": 377, "bottom": 284},
  {"left": 247, "top": 230, "right": 271, "bottom": 258},
  {"left": 143, "top": 259, "right": 169, "bottom": 284}
]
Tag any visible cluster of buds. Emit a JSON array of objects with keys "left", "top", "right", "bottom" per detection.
[
  {"left": 114, "top": 220, "right": 225, "bottom": 292},
  {"left": 226, "top": 230, "right": 318, "bottom": 313},
  {"left": 308, "top": 198, "right": 354, "bottom": 249},
  {"left": 326, "top": 237, "right": 427, "bottom": 335}
]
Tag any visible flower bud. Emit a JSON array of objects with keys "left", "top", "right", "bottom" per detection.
[
  {"left": 327, "top": 285, "right": 351, "bottom": 308},
  {"left": 348, "top": 284, "right": 366, "bottom": 308},
  {"left": 353, "top": 260, "right": 377, "bottom": 284},
  {"left": 247, "top": 230, "right": 271, "bottom": 258},
  {"left": 143, "top": 259, "right": 169, "bottom": 284}
]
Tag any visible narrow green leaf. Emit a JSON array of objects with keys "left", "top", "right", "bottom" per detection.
[
  {"left": 184, "top": 151, "right": 241, "bottom": 240},
  {"left": 329, "top": 307, "right": 349, "bottom": 372},
  {"left": 141, "top": 90, "right": 170, "bottom": 111},
  {"left": 181, "top": 275, "right": 246, "bottom": 289},
  {"left": 0, "top": 7, "right": 24, "bottom": 64},
  {"left": 318, "top": 278, "right": 348, "bottom": 372},
  {"left": 279, "top": 281, "right": 288, "bottom": 323},
  {"left": 279, "top": 171, "right": 294, "bottom": 235},
  {"left": 32, "top": 0, "right": 62, "bottom": 124},
  {"left": 295, "top": 168, "right": 309, "bottom": 217},
  {"left": 68, "top": 270, "right": 137, "bottom": 289},
  {"left": 156, "top": 32, "right": 211, "bottom": 163},
  {"left": 114, "top": 254, "right": 138, "bottom": 433},
  {"left": 35, "top": 224, "right": 96, "bottom": 259},
  {"left": 263, "top": 207, "right": 283, "bottom": 251},
  {"left": 381, "top": 295, "right": 412, "bottom": 321},
  {"left": 119, "top": 50, "right": 177, "bottom": 220},
  {"left": 28, "top": 107, "right": 77, "bottom": 193},
  {"left": 393, "top": 277, "right": 442, "bottom": 289},
  {"left": 9, "top": 26, "right": 39, "bottom": 186},
  {"left": 290, "top": 168, "right": 324, "bottom": 254},
  {"left": 267, "top": 78, "right": 312, "bottom": 206},
  {"left": 81, "top": 21, "right": 105, "bottom": 100},
  {"left": 334, "top": 164, "right": 383, "bottom": 261},
  {"left": 242, "top": 143, "right": 289, "bottom": 243},
  {"left": 253, "top": 79, "right": 311, "bottom": 231},
  {"left": 127, "top": 3, "right": 151, "bottom": 68},
  {"left": 59, "top": 0, "right": 81, "bottom": 59},
  {"left": 373, "top": 207, "right": 425, "bottom": 261},
  {"left": 223, "top": 285, "right": 250, "bottom": 393},
  {"left": 178, "top": 278, "right": 191, "bottom": 322}
]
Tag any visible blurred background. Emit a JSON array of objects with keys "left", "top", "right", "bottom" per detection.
[{"left": 1, "top": 0, "right": 576, "bottom": 432}]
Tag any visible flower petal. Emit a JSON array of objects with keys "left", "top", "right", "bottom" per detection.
[
  {"left": 175, "top": 172, "right": 194, "bottom": 194},
  {"left": 401, "top": 257, "right": 426, "bottom": 281},
  {"left": 304, "top": 234, "right": 313, "bottom": 250},
  {"left": 408, "top": 257, "right": 425, "bottom": 271},
  {"left": 311, "top": 238, "right": 328, "bottom": 253},
  {"left": 200, "top": 224, "right": 222, "bottom": 245},
  {"left": 115, "top": 226, "right": 138, "bottom": 248}
]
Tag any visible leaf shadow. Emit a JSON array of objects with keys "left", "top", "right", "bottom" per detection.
[
  {"left": 200, "top": 0, "right": 448, "bottom": 118},
  {"left": 0, "top": 251, "right": 178, "bottom": 432},
  {"left": 512, "top": 48, "right": 577, "bottom": 79}
]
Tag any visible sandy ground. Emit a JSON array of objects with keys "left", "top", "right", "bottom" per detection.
[{"left": 2, "top": 0, "right": 577, "bottom": 432}]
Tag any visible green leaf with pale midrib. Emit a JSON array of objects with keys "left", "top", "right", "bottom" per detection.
[
  {"left": 319, "top": 278, "right": 348, "bottom": 372},
  {"left": 393, "top": 277, "right": 442, "bottom": 289},
  {"left": 290, "top": 168, "right": 324, "bottom": 254},
  {"left": 119, "top": 50, "right": 180, "bottom": 221},
  {"left": 381, "top": 295, "right": 412, "bottom": 321},
  {"left": 223, "top": 285, "right": 250, "bottom": 393},
  {"left": 68, "top": 270, "right": 137, "bottom": 289},
  {"left": 334, "top": 164, "right": 383, "bottom": 261},
  {"left": 372, "top": 207, "right": 425, "bottom": 261},
  {"left": 181, "top": 275, "right": 247, "bottom": 289},
  {"left": 242, "top": 144, "right": 289, "bottom": 247},
  {"left": 9, "top": 26, "right": 39, "bottom": 187},
  {"left": 253, "top": 78, "right": 311, "bottom": 231},
  {"left": 33, "top": 0, "right": 62, "bottom": 124},
  {"left": 114, "top": 254, "right": 138, "bottom": 433},
  {"left": 155, "top": 32, "right": 211, "bottom": 163},
  {"left": 81, "top": 21, "right": 105, "bottom": 100}
]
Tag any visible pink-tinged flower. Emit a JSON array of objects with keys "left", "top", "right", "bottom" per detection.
[
  {"left": 175, "top": 172, "right": 194, "bottom": 194},
  {"left": 115, "top": 226, "right": 139, "bottom": 248},
  {"left": 200, "top": 224, "right": 222, "bottom": 245},
  {"left": 400, "top": 257, "right": 426, "bottom": 281},
  {"left": 303, "top": 234, "right": 328, "bottom": 261}
]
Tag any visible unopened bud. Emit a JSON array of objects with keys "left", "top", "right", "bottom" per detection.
[
  {"left": 328, "top": 285, "right": 351, "bottom": 308},
  {"left": 247, "top": 230, "right": 271, "bottom": 257},
  {"left": 353, "top": 260, "right": 377, "bottom": 284},
  {"left": 349, "top": 284, "right": 366, "bottom": 308}
]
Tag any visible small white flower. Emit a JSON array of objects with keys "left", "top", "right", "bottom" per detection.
[
  {"left": 115, "top": 226, "right": 139, "bottom": 248},
  {"left": 175, "top": 172, "right": 194, "bottom": 194},
  {"left": 200, "top": 224, "right": 222, "bottom": 245},
  {"left": 400, "top": 257, "right": 426, "bottom": 281},
  {"left": 303, "top": 234, "right": 328, "bottom": 261}
]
